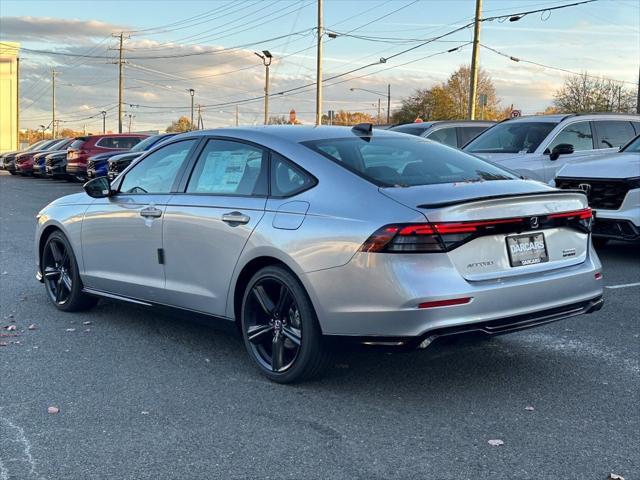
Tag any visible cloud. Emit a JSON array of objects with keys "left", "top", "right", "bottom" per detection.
[{"left": 0, "top": 17, "right": 127, "bottom": 42}]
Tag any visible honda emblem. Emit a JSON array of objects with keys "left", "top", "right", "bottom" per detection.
[{"left": 578, "top": 183, "right": 591, "bottom": 195}]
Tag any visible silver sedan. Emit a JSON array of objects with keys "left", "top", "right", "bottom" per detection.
[{"left": 35, "top": 125, "right": 604, "bottom": 383}]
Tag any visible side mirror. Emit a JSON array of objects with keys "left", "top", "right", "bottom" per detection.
[
  {"left": 83, "top": 177, "right": 112, "bottom": 198},
  {"left": 549, "top": 143, "right": 574, "bottom": 161}
]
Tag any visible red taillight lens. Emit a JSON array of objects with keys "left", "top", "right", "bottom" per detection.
[
  {"left": 548, "top": 208, "right": 592, "bottom": 220},
  {"left": 418, "top": 297, "right": 472, "bottom": 309},
  {"left": 359, "top": 223, "right": 442, "bottom": 253}
]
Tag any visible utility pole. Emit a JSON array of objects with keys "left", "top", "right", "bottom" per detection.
[
  {"left": 315, "top": 0, "right": 324, "bottom": 126},
  {"left": 196, "top": 104, "right": 203, "bottom": 130},
  {"left": 468, "top": 0, "right": 482, "bottom": 120},
  {"left": 51, "top": 68, "right": 57, "bottom": 137},
  {"left": 112, "top": 32, "right": 127, "bottom": 134},
  {"left": 101, "top": 110, "right": 107, "bottom": 134},
  {"left": 188, "top": 89, "right": 195, "bottom": 130},
  {"left": 235, "top": 104, "right": 239, "bottom": 126},
  {"left": 127, "top": 113, "right": 134, "bottom": 133},
  {"left": 387, "top": 84, "right": 391, "bottom": 124},
  {"left": 255, "top": 51, "right": 273, "bottom": 125},
  {"left": 377, "top": 98, "right": 381, "bottom": 124},
  {"left": 636, "top": 64, "right": 640, "bottom": 114}
]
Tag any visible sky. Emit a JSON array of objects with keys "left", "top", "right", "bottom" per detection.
[{"left": 1, "top": 0, "right": 638, "bottom": 132}]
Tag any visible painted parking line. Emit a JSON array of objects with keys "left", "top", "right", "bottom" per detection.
[{"left": 605, "top": 282, "right": 640, "bottom": 289}]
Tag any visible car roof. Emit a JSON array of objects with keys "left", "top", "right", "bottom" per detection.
[
  {"left": 177, "top": 125, "right": 412, "bottom": 144},
  {"left": 502, "top": 113, "right": 640, "bottom": 123}
]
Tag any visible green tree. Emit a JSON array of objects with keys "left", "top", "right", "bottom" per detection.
[{"left": 166, "top": 116, "right": 192, "bottom": 133}]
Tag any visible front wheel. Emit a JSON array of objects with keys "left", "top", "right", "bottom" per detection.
[
  {"left": 240, "top": 266, "right": 330, "bottom": 383},
  {"left": 42, "top": 231, "right": 98, "bottom": 312}
]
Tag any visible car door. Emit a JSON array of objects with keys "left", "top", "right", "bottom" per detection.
[
  {"left": 540, "top": 121, "right": 595, "bottom": 182},
  {"left": 161, "top": 138, "right": 268, "bottom": 316},
  {"left": 81, "top": 139, "right": 199, "bottom": 301}
]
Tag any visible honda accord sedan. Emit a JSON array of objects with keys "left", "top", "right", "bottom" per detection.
[{"left": 35, "top": 125, "right": 604, "bottom": 383}]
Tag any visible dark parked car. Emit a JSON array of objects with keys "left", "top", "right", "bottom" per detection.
[
  {"left": 1, "top": 140, "right": 50, "bottom": 172},
  {"left": 33, "top": 139, "right": 74, "bottom": 177},
  {"left": 45, "top": 150, "right": 70, "bottom": 179},
  {"left": 106, "top": 133, "right": 178, "bottom": 180},
  {"left": 66, "top": 134, "right": 147, "bottom": 181},
  {"left": 14, "top": 139, "right": 69, "bottom": 176},
  {"left": 2, "top": 140, "right": 54, "bottom": 174},
  {"left": 389, "top": 120, "right": 495, "bottom": 148}
]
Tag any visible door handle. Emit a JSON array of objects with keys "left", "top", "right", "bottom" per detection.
[
  {"left": 222, "top": 211, "right": 250, "bottom": 225},
  {"left": 140, "top": 207, "right": 162, "bottom": 219}
]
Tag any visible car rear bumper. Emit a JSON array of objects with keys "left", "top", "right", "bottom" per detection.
[{"left": 306, "top": 246, "right": 604, "bottom": 337}]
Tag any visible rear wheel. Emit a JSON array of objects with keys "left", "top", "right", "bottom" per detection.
[
  {"left": 42, "top": 231, "right": 97, "bottom": 312},
  {"left": 240, "top": 266, "right": 330, "bottom": 383}
]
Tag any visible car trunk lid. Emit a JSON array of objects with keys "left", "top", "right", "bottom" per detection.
[{"left": 380, "top": 180, "right": 590, "bottom": 281}]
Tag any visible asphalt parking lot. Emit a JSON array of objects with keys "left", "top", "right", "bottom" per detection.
[{"left": 1, "top": 171, "right": 638, "bottom": 480}]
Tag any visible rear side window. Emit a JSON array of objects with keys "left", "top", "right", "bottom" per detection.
[
  {"left": 547, "top": 121, "right": 594, "bottom": 152},
  {"left": 458, "top": 126, "right": 490, "bottom": 147},
  {"left": 270, "top": 153, "right": 315, "bottom": 197},
  {"left": 594, "top": 121, "right": 636, "bottom": 149},
  {"left": 186, "top": 139, "right": 267, "bottom": 195},
  {"left": 97, "top": 137, "right": 143, "bottom": 149},
  {"left": 303, "top": 136, "right": 516, "bottom": 187},
  {"left": 425, "top": 127, "right": 457, "bottom": 147}
]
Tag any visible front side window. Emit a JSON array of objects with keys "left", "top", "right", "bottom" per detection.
[
  {"left": 547, "top": 121, "right": 594, "bottom": 152},
  {"left": 303, "top": 136, "right": 516, "bottom": 187},
  {"left": 594, "top": 121, "right": 636, "bottom": 149},
  {"left": 186, "top": 139, "right": 267, "bottom": 195},
  {"left": 120, "top": 140, "right": 196, "bottom": 194},
  {"left": 271, "top": 153, "right": 314, "bottom": 197},
  {"left": 425, "top": 127, "right": 457, "bottom": 147},
  {"left": 465, "top": 122, "right": 557, "bottom": 154}
]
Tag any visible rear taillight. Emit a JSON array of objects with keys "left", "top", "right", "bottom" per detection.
[{"left": 360, "top": 209, "right": 592, "bottom": 253}]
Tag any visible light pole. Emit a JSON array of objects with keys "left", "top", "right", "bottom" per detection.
[
  {"left": 349, "top": 85, "right": 391, "bottom": 124},
  {"left": 254, "top": 50, "right": 273, "bottom": 125},
  {"left": 187, "top": 88, "right": 195, "bottom": 130},
  {"left": 101, "top": 111, "right": 107, "bottom": 134},
  {"left": 39, "top": 125, "right": 46, "bottom": 140}
]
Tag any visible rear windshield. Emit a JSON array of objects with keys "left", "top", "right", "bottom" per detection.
[
  {"left": 69, "top": 138, "right": 88, "bottom": 150},
  {"left": 302, "top": 136, "right": 516, "bottom": 187},
  {"left": 465, "top": 122, "right": 557, "bottom": 154},
  {"left": 388, "top": 125, "right": 430, "bottom": 136},
  {"left": 96, "top": 136, "right": 143, "bottom": 149}
]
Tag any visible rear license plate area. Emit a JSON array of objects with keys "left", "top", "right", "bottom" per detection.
[{"left": 506, "top": 233, "right": 549, "bottom": 267}]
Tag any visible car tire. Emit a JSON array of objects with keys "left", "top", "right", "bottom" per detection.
[
  {"left": 592, "top": 237, "right": 609, "bottom": 248},
  {"left": 241, "top": 265, "right": 330, "bottom": 384},
  {"left": 42, "top": 231, "right": 98, "bottom": 312}
]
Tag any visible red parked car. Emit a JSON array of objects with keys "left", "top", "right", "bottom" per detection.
[{"left": 66, "top": 134, "right": 147, "bottom": 181}]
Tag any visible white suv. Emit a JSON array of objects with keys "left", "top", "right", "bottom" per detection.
[
  {"left": 554, "top": 134, "right": 640, "bottom": 246},
  {"left": 464, "top": 113, "right": 640, "bottom": 182}
]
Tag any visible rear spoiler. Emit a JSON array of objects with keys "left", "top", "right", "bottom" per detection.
[{"left": 418, "top": 189, "right": 587, "bottom": 209}]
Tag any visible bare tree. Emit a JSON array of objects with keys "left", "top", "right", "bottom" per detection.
[{"left": 553, "top": 73, "right": 636, "bottom": 113}]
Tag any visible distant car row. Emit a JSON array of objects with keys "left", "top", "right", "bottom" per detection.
[{"left": 0, "top": 132, "right": 178, "bottom": 181}]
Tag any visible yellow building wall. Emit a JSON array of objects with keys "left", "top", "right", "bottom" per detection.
[{"left": 0, "top": 42, "right": 19, "bottom": 153}]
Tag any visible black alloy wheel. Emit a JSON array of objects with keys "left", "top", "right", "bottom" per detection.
[
  {"left": 241, "top": 266, "right": 330, "bottom": 383},
  {"left": 42, "top": 231, "right": 97, "bottom": 312}
]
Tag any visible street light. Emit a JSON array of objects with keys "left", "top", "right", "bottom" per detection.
[
  {"left": 39, "top": 125, "right": 46, "bottom": 140},
  {"left": 100, "top": 111, "right": 107, "bottom": 134},
  {"left": 349, "top": 85, "right": 391, "bottom": 124},
  {"left": 187, "top": 88, "right": 195, "bottom": 130},
  {"left": 255, "top": 50, "right": 273, "bottom": 125}
]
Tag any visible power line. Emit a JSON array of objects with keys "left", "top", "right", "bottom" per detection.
[{"left": 481, "top": 44, "right": 637, "bottom": 85}]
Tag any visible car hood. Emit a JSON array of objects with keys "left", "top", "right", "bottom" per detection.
[
  {"left": 556, "top": 152, "right": 640, "bottom": 179},
  {"left": 46, "top": 192, "right": 92, "bottom": 207},
  {"left": 380, "top": 179, "right": 554, "bottom": 209},
  {"left": 109, "top": 151, "right": 142, "bottom": 162}
]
